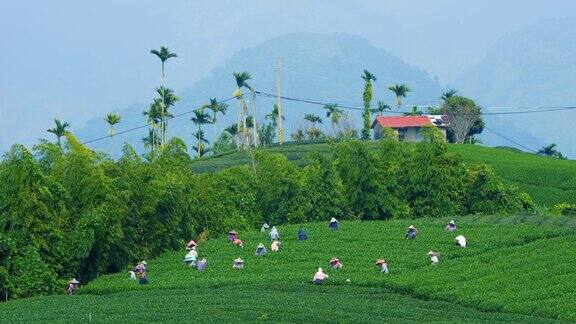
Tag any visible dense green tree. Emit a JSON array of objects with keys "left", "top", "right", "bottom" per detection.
[
  {"left": 333, "top": 141, "right": 403, "bottom": 220},
  {"left": 255, "top": 151, "right": 308, "bottom": 224},
  {"left": 212, "top": 130, "right": 236, "bottom": 155},
  {"left": 441, "top": 95, "right": 484, "bottom": 143},
  {"left": 464, "top": 164, "right": 533, "bottom": 214},
  {"left": 302, "top": 152, "right": 348, "bottom": 221},
  {"left": 0, "top": 145, "right": 69, "bottom": 278},
  {"left": 399, "top": 126, "right": 465, "bottom": 218},
  {"left": 361, "top": 70, "right": 377, "bottom": 140}
]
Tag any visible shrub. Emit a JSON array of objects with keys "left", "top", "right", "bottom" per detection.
[
  {"left": 464, "top": 164, "right": 533, "bottom": 214},
  {"left": 551, "top": 203, "right": 576, "bottom": 216}
]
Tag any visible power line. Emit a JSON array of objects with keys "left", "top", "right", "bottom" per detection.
[
  {"left": 483, "top": 126, "right": 538, "bottom": 153},
  {"left": 82, "top": 95, "right": 238, "bottom": 145},
  {"left": 254, "top": 90, "right": 576, "bottom": 116}
]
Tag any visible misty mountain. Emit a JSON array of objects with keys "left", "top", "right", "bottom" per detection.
[
  {"left": 456, "top": 17, "right": 576, "bottom": 157},
  {"left": 77, "top": 33, "right": 442, "bottom": 156}
]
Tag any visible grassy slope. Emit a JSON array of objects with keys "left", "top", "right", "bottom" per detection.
[
  {"left": 191, "top": 142, "right": 576, "bottom": 206},
  {"left": 2, "top": 215, "right": 574, "bottom": 322}
]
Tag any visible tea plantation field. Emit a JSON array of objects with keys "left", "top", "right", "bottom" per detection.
[
  {"left": 1, "top": 215, "right": 574, "bottom": 322},
  {"left": 191, "top": 142, "right": 576, "bottom": 206}
]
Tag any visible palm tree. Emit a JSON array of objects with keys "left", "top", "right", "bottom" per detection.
[
  {"left": 156, "top": 86, "right": 179, "bottom": 146},
  {"left": 225, "top": 123, "right": 240, "bottom": 149},
  {"left": 192, "top": 129, "right": 210, "bottom": 158},
  {"left": 104, "top": 113, "right": 121, "bottom": 137},
  {"left": 143, "top": 99, "right": 163, "bottom": 151},
  {"left": 538, "top": 143, "right": 565, "bottom": 158},
  {"left": 47, "top": 119, "right": 70, "bottom": 147},
  {"left": 191, "top": 108, "right": 213, "bottom": 133},
  {"left": 150, "top": 46, "right": 177, "bottom": 84},
  {"left": 233, "top": 71, "right": 258, "bottom": 148},
  {"left": 142, "top": 129, "right": 161, "bottom": 151},
  {"left": 361, "top": 70, "right": 377, "bottom": 140},
  {"left": 206, "top": 98, "right": 229, "bottom": 138},
  {"left": 441, "top": 89, "right": 458, "bottom": 101},
  {"left": 304, "top": 114, "right": 322, "bottom": 140},
  {"left": 403, "top": 106, "right": 423, "bottom": 116},
  {"left": 371, "top": 101, "right": 391, "bottom": 116},
  {"left": 388, "top": 84, "right": 411, "bottom": 110},
  {"left": 304, "top": 114, "right": 322, "bottom": 128},
  {"left": 265, "top": 104, "right": 285, "bottom": 128},
  {"left": 324, "top": 104, "right": 343, "bottom": 136}
]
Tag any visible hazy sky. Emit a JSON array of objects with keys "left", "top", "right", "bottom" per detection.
[{"left": 0, "top": 0, "right": 574, "bottom": 149}]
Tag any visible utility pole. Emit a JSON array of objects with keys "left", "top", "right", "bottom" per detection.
[{"left": 275, "top": 62, "right": 284, "bottom": 145}]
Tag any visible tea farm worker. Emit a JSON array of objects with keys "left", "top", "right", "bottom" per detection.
[
  {"left": 139, "top": 271, "right": 149, "bottom": 285},
  {"left": 197, "top": 258, "right": 207, "bottom": 271},
  {"left": 261, "top": 223, "right": 270, "bottom": 232},
  {"left": 427, "top": 251, "right": 440, "bottom": 265},
  {"left": 455, "top": 235, "right": 467, "bottom": 247},
  {"left": 255, "top": 243, "right": 267, "bottom": 256},
  {"left": 313, "top": 267, "right": 329, "bottom": 285},
  {"left": 134, "top": 260, "right": 147, "bottom": 274},
  {"left": 297, "top": 228, "right": 308, "bottom": 241},
  {"left": 68, "top": 278, "right": 80, "bottom": 295},
  {"left": 128, "top": 271, "right": 137, "bottom": 280},
  {"left": 186, "top": 240, "right": 197, "bottom": 250},
  {"left": 271, "top": 240, "right": 281, "bottom": 252},
  {"left": 406, "top": 225, "right": 418, "bottom": 240},
  {"left": 445, "top": 220, "right": 456, "bottom": 232},
  {"left": 233, "top": 238, "right": 244, "bottom": 248},
  {"left": 228, "top": 230, "right": 238, "bottom": 242},
  {"left": 233, "top": 257, "right": 244, "bottom": 269},
  {"left": 270, "top": 226, "right": 280, "bottom": 241},
  {"left": 183, "top": 246, "right": 198, "bottom": 266},
  {"left": 375, "top": 259, "right": 389, "bottom": 274},
  {"left": 329, "top": 257, "right": 343, "bottom": 269},
  {"left": 328, "top": 217, "right": 339, "bottom": 230}
]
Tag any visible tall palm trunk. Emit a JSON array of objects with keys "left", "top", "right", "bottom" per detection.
[
  {"left": 362, "top": 82, "right": 373, "bottom": 140},
  {"left": 250, "top": 89, "right": 259, "bottom": 147},
  {"left": 242, "top": 98, "right": 248, "bottom": 148},
  {"left": 160, "top": 62, "right": 166, "bottom": 148},
  {"left": 213, "top": 111, "right": 218, "bottom": 143}
]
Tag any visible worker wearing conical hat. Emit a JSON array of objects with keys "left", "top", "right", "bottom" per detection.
[
  {"left": 375, "top": 259, "right": 389, "bottom": 274},
  {"left": 313, "top": 267, "right": 329, "bottom": 285},
  {"left": 406, "top": 225, "right": 418, "bottom": 240}
]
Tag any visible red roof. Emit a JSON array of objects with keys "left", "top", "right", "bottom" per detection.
[{"left": 372, "top": 116, "right": 432, "bottom": 128}]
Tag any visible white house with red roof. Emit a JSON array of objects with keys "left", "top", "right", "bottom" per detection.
[{"left": 371, "top": 115, "right": 447, "bottom": 142}]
